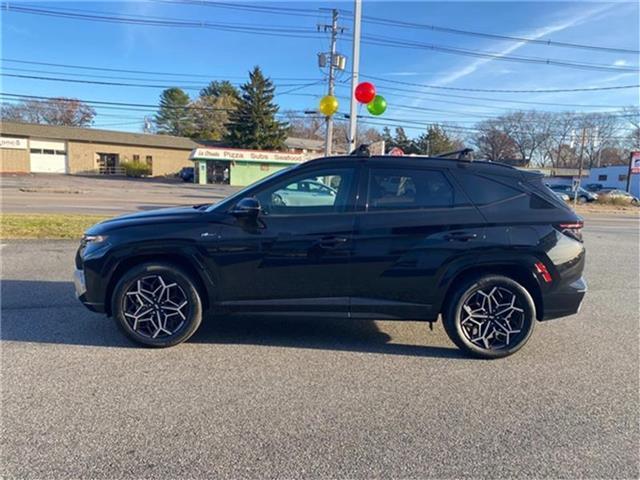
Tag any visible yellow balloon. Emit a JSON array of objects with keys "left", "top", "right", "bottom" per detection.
[{"left": 319, "top": 95, "right": 339, "bottom": 116}]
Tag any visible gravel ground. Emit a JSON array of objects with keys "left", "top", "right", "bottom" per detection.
[{"left": 1, "top": 215, "right": 638, "bottom": 479}]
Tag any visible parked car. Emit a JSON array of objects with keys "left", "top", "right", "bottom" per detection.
[
  {"left": 551, "top": 190, "right": 570, "bottom": 202},
  {"left": 584, "top": 183, "right": 605, "bottom": 192},
  {"left": 179, "top": 166, "right": 195, "bottom": 182},
  {"left": 75, "top": 154, "right": 587, "bottom": 359},
  {"left": 272, "top": 179, "right": 337, "bottom": 207},
  {"left": 598, "top": 188, "right": 639, "bottom": 204},
  {"left": 548, "top": 184, "right": 598, "bottom": 203}
]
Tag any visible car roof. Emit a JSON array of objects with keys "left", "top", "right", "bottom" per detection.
[{"left": 303, "top": 154, "right": 526, "bottom": 178}]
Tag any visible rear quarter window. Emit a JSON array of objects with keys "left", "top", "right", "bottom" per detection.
[{"left": 454, "top": 172, "right": 523, "bottom": 206}]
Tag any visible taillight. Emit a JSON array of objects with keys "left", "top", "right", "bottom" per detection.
[{"left": 555, "top": 221, "right": 584, "bottom": 242}]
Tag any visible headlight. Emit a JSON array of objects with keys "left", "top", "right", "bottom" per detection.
[{"left": 82, "top": 234, "right": 108, "bottom": 246}]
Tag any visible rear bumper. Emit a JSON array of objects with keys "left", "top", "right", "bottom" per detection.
[{"left": 541, "top": 276, "right": 587, "bottom": 321}]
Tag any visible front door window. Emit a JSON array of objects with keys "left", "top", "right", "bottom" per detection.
[{"left": 255, "top": 168, "right": 355, "bottom": 215}]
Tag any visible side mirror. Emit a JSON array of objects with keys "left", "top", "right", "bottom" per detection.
[{"left": 231, "top": 197, "right": 261, "bottom": 221}]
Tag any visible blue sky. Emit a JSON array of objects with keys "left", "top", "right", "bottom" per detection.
[{"left": 2, "top": 1, "right": 639, "bottom": 135}]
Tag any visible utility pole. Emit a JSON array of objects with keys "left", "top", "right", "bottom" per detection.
[
  {"left": 347, "top": 0, "right": 362, "bottom": 153},
  {"left": 318, "top": 9, "right": 345, "bottom": 157},
  {"left": 574, "top": 127, "right": 587, "bottom": 206}
]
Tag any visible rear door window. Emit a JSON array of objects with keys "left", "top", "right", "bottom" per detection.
[{"left": 367, "top": 168, "right": 455, "bottom": 210}]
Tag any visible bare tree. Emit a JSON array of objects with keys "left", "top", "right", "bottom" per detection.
[
  {"left": 541, "top": 112, "right": 577, "bottom": 168},
  {"left": 502, "top": 110, "right": 551, "bottom": 166},
  {"left": 285, "top": 111, "right": 323, "bottom": 140},
  {"left": 473, "top": 120, "right": 519, "bottom": 161},
  {"left": 1, "top": 97, "right": 96, "bottom": 126},
  {"left": 578, "top": 113, "right": 622, "bottom": 168}
]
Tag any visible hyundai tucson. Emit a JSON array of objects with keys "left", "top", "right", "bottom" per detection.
[{"left": 75, "top": 155, "right": 587, "bottom": 358}]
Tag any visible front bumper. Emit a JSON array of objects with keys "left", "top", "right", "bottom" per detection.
[
  {"left": 74, "top": 268, "right": 105, "bottom": 313},
  {"left": 541, "top": 276, "right": 587, "bottom": 321}
]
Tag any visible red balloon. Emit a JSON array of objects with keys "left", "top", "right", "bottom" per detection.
[{"left": 355, "top": 82, "right": 376, "bottom": 104}]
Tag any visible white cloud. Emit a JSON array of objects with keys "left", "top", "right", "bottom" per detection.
[
  {"left": 429, "top": 3, "right": 617, "bottom": 88},
  {"left": 613, "top": 59, "right": 629, "bottom": 67}
]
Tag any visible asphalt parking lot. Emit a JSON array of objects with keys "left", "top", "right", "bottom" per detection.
[{"left": 1, "top": 214, "right": 638, "bottom": 478}]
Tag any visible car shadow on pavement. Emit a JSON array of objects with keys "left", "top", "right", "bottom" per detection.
[
  {"left": 192, "top": 314, "right": 463, "bottom": 359},
  {"left": 1, "top": 280, "right": 463, "bottom": 358}
]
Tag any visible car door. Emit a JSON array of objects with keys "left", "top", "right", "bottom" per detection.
[
  {"left": 349, "top": 165, "right": 486, "bottom": 320},
  {"left": 207, "top": 163, "right": 359, "bottom": 315}
]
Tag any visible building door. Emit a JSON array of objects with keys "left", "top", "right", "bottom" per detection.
[
  {"left": 206, "top": 161, "right": 231, "bottom": 184},
  {"left": 29, "top": 139, "right": 67, "bottom": 173},
  {"left": 97, "top": 153, "right": 120, "bottom": 174}
]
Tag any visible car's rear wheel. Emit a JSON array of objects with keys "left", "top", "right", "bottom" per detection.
[
  {"left": 443, "top": 275, "right": 536, "bottom": 359},
  {"left": 112, "top": 263, "right": 203, "bottom": 347}
]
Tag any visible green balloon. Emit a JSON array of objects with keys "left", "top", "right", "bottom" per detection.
[{"left": 367, "top": 95, "right": 387, "bottom": 116}]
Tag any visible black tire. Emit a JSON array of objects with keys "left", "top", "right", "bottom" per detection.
[
  {"left": 443, "top": 275, "right": 536, "bottom": 359},
  {"left": 112, "top": 263, "right": 203, "bottom": 347}
]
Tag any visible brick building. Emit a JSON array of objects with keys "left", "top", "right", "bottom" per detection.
[
  {"left": 0, "top": 122, "right": 324, "bottom": 184},
  {"left": 0, "top": 121, "right": 198, "bottom": 176}
]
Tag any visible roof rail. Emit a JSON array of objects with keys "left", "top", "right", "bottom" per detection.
[
  {"left": 349, "top": 144, "right": 371, "bottom": 157},
  {"left": 436, "top": 148, "right": 474, "bottom": 161}
]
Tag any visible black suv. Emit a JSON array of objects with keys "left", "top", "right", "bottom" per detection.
[{"left": 75, "top": 155, "right": 587, "bottom": 358}]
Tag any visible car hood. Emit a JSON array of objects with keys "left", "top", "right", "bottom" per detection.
[{"left": 85, "top": 206, "right": 208, "bottom": 235}]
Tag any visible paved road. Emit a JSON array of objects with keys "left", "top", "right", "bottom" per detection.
[
  {"left": 1, "top": 173, "right": 238, "bottom": 215},
  {"left": 1, "top": 217, "right": 638, "bottom": 478}
]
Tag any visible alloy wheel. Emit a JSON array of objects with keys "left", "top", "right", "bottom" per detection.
[
  {"left": 460, "top": 285, "right": 525, "bottom": 351},
  {"left": 122, "top": 274, "right": 190, "bottom": 339}
]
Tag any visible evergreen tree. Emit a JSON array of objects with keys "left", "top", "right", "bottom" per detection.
[
  {"left": 381, "top": 126, "right": 395, "bottom": 151},
  {"left": 393, "top": 127, "right": 419, "bottom": 154},
  {"left": 200, "top": 80, "right": 240, "bottom": 101},
  {"left": 192, "top": 80, "right": 240, "bottom": 140},
  {"left": 225, "top": 66, "right": 288, "bottom": 149},
  {"left": 154, "top": 88, "right": 193, "bottom": 136},
  {"left": 415, "top": 124, "right": 461, "bottom": 156}
]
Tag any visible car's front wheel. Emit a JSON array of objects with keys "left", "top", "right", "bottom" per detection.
[
  {"left": 112, "top": 263, "right": 203, "bottom": 347},
  {"left": 443, "top": 275, "right": 536, "bottom": 359}
]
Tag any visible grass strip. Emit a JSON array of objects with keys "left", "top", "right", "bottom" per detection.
[{"left": 1, "top": 214, "right": 110, "bottom": 239}]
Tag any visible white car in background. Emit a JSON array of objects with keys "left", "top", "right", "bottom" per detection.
[{"left": 272, "top": 179, "right": 337, "bottom": 207}]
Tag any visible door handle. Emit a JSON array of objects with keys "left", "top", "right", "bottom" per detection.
[
  {"left": 444, "top": 232, "right": 478, "bottom": 242},
  {"left": 318, "top": 236, "right": 349, "bottom": 248}
]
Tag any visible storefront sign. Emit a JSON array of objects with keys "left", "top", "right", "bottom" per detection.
[
  {"left": 191, "top": 147, "right": 305, "bottom": 164},
  {"left": 0, "top": 137, "right": 28, "bottom": 149}
]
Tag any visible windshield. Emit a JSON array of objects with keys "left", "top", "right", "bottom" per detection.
[{"left": 205, "top": 164, "right": 300, "bottom": 212}]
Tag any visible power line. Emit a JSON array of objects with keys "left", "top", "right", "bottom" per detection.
[
  {"left": 0, "top": 60, "right": 321, "bottom": 82},
  {"left": 0, "top": 4, "right": 322, "bottom": 39},
  {"left": 358, "top": 35, "right": 638, "bottom": 73},
  {"left": 5, "top": 4, "right": 638, "bottom": 75},
  {"left": 361, "top": 74, "right": 640, "bottom": 94},
  {"left": 0, "top": 73, "right": 321, "bottom": 95},
  {"left": 357, "top": 15, "right": 639, "bottom": 55},
  {"left": 162, "top": 0, "right": 639, "bottom": 54},
  {"left": 0, "top": 92, "right": 311, "bottom": 116}
]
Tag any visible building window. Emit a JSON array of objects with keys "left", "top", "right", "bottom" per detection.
[
  {"left": 619, "top": 174, "right": 628, "bottom": 182},
  {"left": 43, "top": 149, "right": 55, "bottom": 155},
  {"left": 30, "top": 148, "right": 43, "bottom": 154},
  {"left": 145, "top": 155, "right": 153, "bottom": 165},
  {"left": 133, "top": 154, "right": 140, "bottom": 162},
  {"left": 598, "top": 174, "right": 608, "bottom": 181},
  {"left": 55, "top": 150, "right": 66, "bottom": 155}
]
